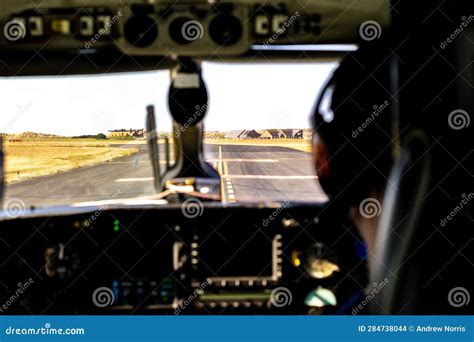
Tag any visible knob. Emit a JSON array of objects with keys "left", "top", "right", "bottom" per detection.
[
  {"left": 44, "top": 244, "right": 80, "bottom": 279},
  {"left": 169, "top": 17, "right": 203, "bottom": 44},
  {"left": 209, "top": 14, "right": 242, "bottom": 46},
  {"left": 124, "top": 15, "right": 158, "bottom": 48}
]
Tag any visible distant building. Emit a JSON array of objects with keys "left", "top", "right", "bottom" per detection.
[
  {"left": 292, "top": 129, "right": 304, "bottom": 139},
  {"left": 278, "top": 129, "right": 295, "bottom": 139},
  {"left": 260, "top": 129, "right": 280, "bottom": 139},
  {"left": 239, "top": 130, "right": 260, "bottom": 139},
  {"left": 224, "top": 130, "right": 244, "bottom": 139},
  {"left": 223, "top": 129, "right": 306, "bottom": 140},
  {"left": 108, "top": 129, "right": 145, "bottom": 138},
  {"left": 303, "top": 129, "right": 312, "bottom": 140},
  {"left": 224, "top": 130, "right": 260, "bottom": 139}
]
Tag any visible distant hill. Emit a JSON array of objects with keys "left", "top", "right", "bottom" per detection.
[
  {"left": 0, "top": 132, "right": 109, "bottom": 140},
  {"left": 2, "top": 132, "right": 63, "bottom": 139}
]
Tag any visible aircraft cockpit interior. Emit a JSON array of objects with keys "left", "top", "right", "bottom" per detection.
[{"left": 0, "top": 0, "right": 471, "bottom": 320}]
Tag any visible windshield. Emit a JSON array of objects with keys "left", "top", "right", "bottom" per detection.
[{"left": 1, "top": 62, "right": 336, "bottom": 209}]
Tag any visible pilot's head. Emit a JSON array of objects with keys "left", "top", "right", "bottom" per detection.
[
  {"left": 311, "top": 42, "right": 393, "bottom": 250},
  {"left": 312, "top": 42, "right": 393, "bottom": 206}
]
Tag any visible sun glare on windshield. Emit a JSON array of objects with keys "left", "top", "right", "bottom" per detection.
[{"left": 1, "top": 63, "right": 336, "bottom": 208}]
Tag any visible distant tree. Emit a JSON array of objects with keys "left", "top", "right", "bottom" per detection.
[{"left": 96, "top": 133, "right": 107, "bottom": 140}]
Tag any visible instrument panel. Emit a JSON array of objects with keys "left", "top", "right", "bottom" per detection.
[
  {"left": 0, "top": 204, "right": 367, "bottom": 315},
  {"left": 0, "top": 0, "right": 390, "bottom": 57}
]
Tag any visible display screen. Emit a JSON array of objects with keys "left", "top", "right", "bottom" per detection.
[{"left": 198, "top": 227, "right": 276, "bottom": 278}]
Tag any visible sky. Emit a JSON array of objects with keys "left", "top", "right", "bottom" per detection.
[{"left": 0, "top": 62, "right": 337, "bottom": 136}]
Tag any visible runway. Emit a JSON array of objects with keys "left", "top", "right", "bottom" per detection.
[{"left": 5, "top": 144, "right": 327, "bottom": 208}]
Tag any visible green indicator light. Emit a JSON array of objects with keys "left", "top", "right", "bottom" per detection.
[{"left": 113, "top": 219, "right": 121, "bottom": 231}]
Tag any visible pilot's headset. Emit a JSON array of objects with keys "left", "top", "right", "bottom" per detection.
[{"left": 312, "top": 41, "right": 394, "bottom": 207}]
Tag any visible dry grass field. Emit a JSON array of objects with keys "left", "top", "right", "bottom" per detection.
[
  {"left": 205, "top": 138, "right": 312, "bottom": 153},
  {"left": 4, "top": 139, "right": 138, "bottom": 184}
]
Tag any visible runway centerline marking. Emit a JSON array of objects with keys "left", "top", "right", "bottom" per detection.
[
  {"left": 218, "top": 146, "right": 226, "bottom": 204},
  {"left": 224, "top": 161, "right": 236, "bottom": 203},
  {"left": 217, "top": 146, "right": 236, "bottom": 204}
]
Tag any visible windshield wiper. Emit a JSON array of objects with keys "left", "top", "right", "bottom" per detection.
[{"left": 146, "top": 105, "right": 162, "bottom": 192}]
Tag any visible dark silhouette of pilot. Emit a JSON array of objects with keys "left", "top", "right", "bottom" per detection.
[{"left": 312, "top": 41, "right": 394, "bottom": 267}]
